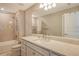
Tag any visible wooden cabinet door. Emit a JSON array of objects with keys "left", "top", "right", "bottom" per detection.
[
  {"left": 33, "top": 51, "right": 42, "bottom": 56},
  {"left": 21, "top": 45, "right": 27, "bottom": 56},
  {"left": 27, "top": 46, "right": 42, "bottom": 56},
  {"left": 21, "top": 49, "right": 27, "bottom": 56},
  {"left": 26, "top": 41, "right": 49, "bottom": 56},
  {"left": 26, "top": 46, "right": 33, "bottom": 56}
]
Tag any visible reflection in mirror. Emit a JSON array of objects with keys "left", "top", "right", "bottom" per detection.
[
  {"left": 32, "top": 3, "right": 79, "bottom": 39},
  {"left": 32, "top": 14, "right": 48, "bottom": 35},
  {"left": 62, "top": 11, "right": 79, "bottom": 39}
]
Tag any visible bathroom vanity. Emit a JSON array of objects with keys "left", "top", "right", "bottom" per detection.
[
  {"left": 20, "top": 36, "right": 79, "bottom": 56},
  {"left": 21, "top": 37, "right": 62, "bottom": 56}
]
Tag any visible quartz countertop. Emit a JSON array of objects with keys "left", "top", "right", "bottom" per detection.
[{"left": 22, "top": 36, "right": 79, "bottom": 56}]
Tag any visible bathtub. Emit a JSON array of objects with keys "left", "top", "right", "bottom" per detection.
[{"left": 0, "top": 40, "right": 21, "bottom": 56}]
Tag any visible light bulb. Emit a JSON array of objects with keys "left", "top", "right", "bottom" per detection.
[
  {"left": 48, "top": 4, "right": 52, "bottom": 9},
  {"left": 52, "top": 2, "right": 56, "bottom": 8},
  {"left": 43, "top": 3, "right": 47, "bottom": 6},
  {"left": 44, "top": 6, "right": 48, "bottom": 11},
  {"left": 39, "top": 3, "right": 44, "bottom": 8}
]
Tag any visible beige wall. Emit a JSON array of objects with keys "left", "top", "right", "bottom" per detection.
[
  {"left": 41, "top": 6, "right": 79, "bottom": 36},
  {"left": 15, "top": 4, "right": 38, "bottom": 37},
  {"left": 24, "top": 4, "right": 38, "bottom": 36},
  {"left": 0, "top": 13, "right": 16, "bottom": 42},
  {"left": 42, "top": 14, "right": 62, "bottom": 36},
  {"left": 16, "top": 10, "right": 25, "bottom": 38},
  {"left": 25, "top": 11, "right": 32, "bottom": 36}
]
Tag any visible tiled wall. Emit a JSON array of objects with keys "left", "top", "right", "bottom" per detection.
[{"left": 0, "top": 13, "right": 16, "bottom": 42}]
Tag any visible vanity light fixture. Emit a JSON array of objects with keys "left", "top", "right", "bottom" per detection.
[
  {"left": 44, "top": 6, "right": 48, "bottom": 10},
  {"left": 39, "top": 1, "right": 56, "bottom": 11},
  {"left": 48, "top": 4, "right": 52, "bottom": 9},
  {"left": 52, "top": 2, "right": 56, "bottom": 8},
  {"left": 39, "top": 3, "right": 44, "bottom": 8}
]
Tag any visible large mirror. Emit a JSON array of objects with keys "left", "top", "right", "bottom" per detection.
[
  {"left": 32, "top": 3, "right": 79, "bottom": 39},
  {"left": 62, "top": 11, "right": 79, "bottom": 38}
]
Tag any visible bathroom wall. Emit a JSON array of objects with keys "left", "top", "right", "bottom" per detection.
[
  {"left": 24, "top": 4, "right": 38, "bottom": 36},
  {"left": 16, "top": 10, "right": 25, "bottom": 39},
  {"left": 63, "top": 12, "right": 79, "bottom": 38},
  {"left": 40, "top": 6, "right": 79, "bottom": 36},
  {"left": 0, "top": 13, "right": 16, "bottom": 42},
  {"left": 25, "top": 10, "right": 32, "bottom": 36},
  {"left": 15, "top": 4, "right": 38, "bottom": 37}
]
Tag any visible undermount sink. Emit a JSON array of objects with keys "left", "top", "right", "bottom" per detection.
[
  {"left": 33, "top": 37, "right": 52, "bottom": 43},
  {"left": 29, "top": 36, "right": 54, "bottom": 44}
]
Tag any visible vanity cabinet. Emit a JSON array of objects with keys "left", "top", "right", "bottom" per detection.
[
  {"left": 26, "top": 46, "right": 42, "bottom": 56},
  {"left": 21, "top": 39, "right": 61, "bottom": 56},
  {"left": 50, "top": 52, "right": 58, "bottom": 56},
  {"left": 26, "top": 41, "right": 49, "bottom": 56},
  {"left": 21, "top": 44, "right": 42, "bottom": 56},
  {"left": 21, "top": 39, "right": 49, "bottom": 56},
  {"left": 49, "top": 51, "right": 61, "bottom": 56},
  {"left": 21, "top": 44, "right": 27, "bottom": 56}
]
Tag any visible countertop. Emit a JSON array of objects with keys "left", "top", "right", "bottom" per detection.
[{"left": 21, "top": 36, "right": 79, "bottom": 56}]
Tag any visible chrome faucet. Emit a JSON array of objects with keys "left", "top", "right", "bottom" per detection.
[{"left": 42, "top": 27, "right": 48, "bottom": 40}]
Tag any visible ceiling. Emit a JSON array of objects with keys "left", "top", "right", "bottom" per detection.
[
  {"left": 33, "top": 3, "right": 79, "bottom": 17},
  {"left": 0, "top": 3, "right": 34, "bottom": 13},
  {"left": 0, "top": 3, "right": 79, "bottom": 15}
]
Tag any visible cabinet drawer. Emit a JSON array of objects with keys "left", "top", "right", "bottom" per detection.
[
  {"left": 26, "top": 41, "right": 49, "bottom": 56},
  {"left": 21, "top": 49, "right": 27, "bottom": 56}
]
